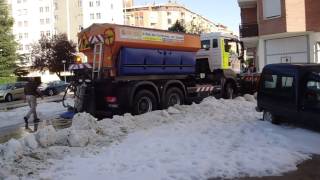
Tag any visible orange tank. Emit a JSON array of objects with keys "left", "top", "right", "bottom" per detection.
[{"left": 78, "top": 23, "right": 200, "bottom": 76}]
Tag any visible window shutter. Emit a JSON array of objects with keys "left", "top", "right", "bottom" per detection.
[{"left": 263, "top": 0, "right": 281, "bottom": 19}]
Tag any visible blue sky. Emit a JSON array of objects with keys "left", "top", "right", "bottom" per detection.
[{"left": 133, "top": 0, "right": 241, "bottom": 33}]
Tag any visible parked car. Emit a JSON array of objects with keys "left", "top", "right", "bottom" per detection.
[
  {"left": 39, "top": 80, "right": 69, "bottom": 96},
  {"left": 0, "top": 81, "right": 28, "bottom": 102},
  {"left": 256, "top": 64, "right": 320, "bottom": 127}
]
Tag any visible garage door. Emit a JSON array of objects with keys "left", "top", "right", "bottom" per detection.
[{"left": 265, "top": 36, "right": 309, "bottom": 64}]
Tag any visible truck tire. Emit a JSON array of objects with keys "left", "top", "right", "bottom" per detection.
[
  {"left": 132, "top": 90, "right": 157, "bottom": 115},
  {"left": 263, "top": 111, "right": 280, "bottom": 125},
  {"left": 163, "top": 87, "right": 184, "bottom": 109}
]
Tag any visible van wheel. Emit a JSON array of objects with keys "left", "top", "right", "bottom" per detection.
[
  {"left": 132, "top": 90, "right": 157, "bottom": 115},
  {"left": 263, "top": 111, "right": 280, "bottom": 125},
  {"left": 164, "top": 87, "right": 184, "bottom": 109},
  {"left": 5, "top": 94, "right": 13, "bottom": 102}
]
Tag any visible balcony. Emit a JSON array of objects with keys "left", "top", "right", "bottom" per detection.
[
  {"left": 238, "top": 0, "right": 257, "bottom": 8},
  {"left": 239, "top": 23, "right": 259, "bottom": 38}
]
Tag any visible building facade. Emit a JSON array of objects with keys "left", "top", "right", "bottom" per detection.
[
  {"left": 238, "top": 0, "right": 320, "bottom": 72},
  {"left": 9, "top": 0, "right": 124, "bottom": 61},
  {"left": 124, "top": 1, "right": 232, "bottom": 34}
]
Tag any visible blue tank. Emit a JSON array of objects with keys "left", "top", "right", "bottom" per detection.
[{"left": 118, "top": 48, "right": 196, "bottom": 76}]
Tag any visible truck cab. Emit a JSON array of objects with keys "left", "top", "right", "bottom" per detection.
[
  {"left": 257, "top": 64, "right": 320, "bottom": 128},
  {"left": 196, "top": 32, "right": 243, "bottom": 74}
]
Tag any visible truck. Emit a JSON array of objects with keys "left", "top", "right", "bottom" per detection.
[
  {"left": 68, "top": 23, "right": 244, "bottom": 118},
  {"left": 257, "top": 63, "right": 320, "bottom": 127}
]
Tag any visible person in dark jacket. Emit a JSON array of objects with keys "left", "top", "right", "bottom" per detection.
[{"left": 24, "top": 77, "right": 43, "bottom": 132}]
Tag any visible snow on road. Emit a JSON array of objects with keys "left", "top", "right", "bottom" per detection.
[
  {"left": 1, "top": 96, "right": 320, "bottom": 180},
  {"left": 0, "top": 99, "right": 71, "bottom": 129}
]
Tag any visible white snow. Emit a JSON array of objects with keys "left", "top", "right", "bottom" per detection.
[{"left": 1, "top": 96, "right": 320, "bottom": 180}]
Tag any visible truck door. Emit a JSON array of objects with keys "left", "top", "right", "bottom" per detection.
[{"left": 302, "top": 76, "right": 320, "bottom": 127}]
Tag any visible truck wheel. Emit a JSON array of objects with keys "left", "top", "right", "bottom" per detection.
[
  {"left": 164, "top": 87, "right": 184, "bottom": 109},
  {"left": 5, "top": 94, "right": 13, "bottom": 102},
  {"left": 263, "top": 111, "right": 280, "bottom": 125},
  {"left": 132, "top": 90, "right": 157, "bottom": 115},
  {"left": 224, "top": 82, "right": 235, "bottom": 99}
]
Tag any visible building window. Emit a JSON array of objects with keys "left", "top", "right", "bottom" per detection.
[
  {"left": 18, "top": 33, "right": 23, "bottom": 40},
  {"left": 23, "top": 0, "right": 27, "bottom": 2},
  {"left": 40, "top": 19, "right": 44, "bottom": 25},
  {"left": 46, "top": 31, "right": 51, "bottom": 37},
  {"left": 45, "top": 6, "right": 49, "bottom": 12},
  {"left": 96, "top": 0, "right": 100, "bottom": 6},
  {"left": 89, "top": 1, "right": 93, "bottom": 7},
  {"left": 167, "top": 19, "right": 172, "bottom": 25},
  {"left": 316, "top": 42, "right": 320, "bottom": 63},
  {"left": 17, "top": 0, "right": 21, "bottom": 3},
  {"left": 90, "top": 13, "right": 94, "bottom": 19},
  {"left": 263, "top": 0, "right": 281, "bottom": 19},
  {"left": 167, "top": 12, "right": 171, "bottom": 16},
  {"left": 40, "top": 7, "right": 43, "bottom": 13},
  {"left": 18, "top": 45, "right": 23, "bottom": 51},
  {"left": 24, "top": 21, "right": 28, "bottom": 27},
  {"left": 96, "top": 13, "right": 101, "bottom": 19},
  {"left": 24, "top": 33, "right": 28, "bottom": 39},
  {"left": 110, "top": 3, "right": 113, "bottom": 9},
  {"left": 40, "top": 31, "right": 45, "bottom": 36},
  {"left": 78, "top": 0, "right": 82, "bottom": 7},
  {"left": 54, "top": 3, "right": 58, "bottom": 10},
  {"left": 54, "top": 15, "right": 58, "bottom": 21},
  {"left": 46, "top": 18, "right": 50, "bottom": 24},
  {"left": 25, "top": 45, "right": 30, "bottom": 51},
  {"left": 18, "top": 21, "right": 22, "bottom": 27}
]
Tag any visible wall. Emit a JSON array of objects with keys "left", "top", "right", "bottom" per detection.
[
  {"left": 240, "top": 7, "right": 257, "bottom": 24},
  {"left": 285, "top": 0, "right": 306, "bottom": 32},
  {"left": 305, "top": 0, "right": 320, "bottom": 32},
  {"left": 258, "top": 0, "right": 286, "bottom": 35}
]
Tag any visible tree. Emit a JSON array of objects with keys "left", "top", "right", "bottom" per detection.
[
  {"left": 0, "top": 0, "right": 18, "bottom": 77},
  {"left": 168, "top": 20, "right": 186, "bottom": 33},
  {"left": 186, "top": 17, "right": 208, "bottom": 35},
  {"left": 31, "top": 34, "right": 77, "bottom": 76}
]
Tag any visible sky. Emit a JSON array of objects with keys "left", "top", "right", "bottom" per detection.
[{"left": 133, "top": 0, "right": 241, "bottom": 34}]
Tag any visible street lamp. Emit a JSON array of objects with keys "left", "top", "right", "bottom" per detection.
[{"left": 62, "top": 60, "right": 66, "bottom": 83}]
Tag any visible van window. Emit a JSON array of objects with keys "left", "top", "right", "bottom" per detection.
[
  {"left": 278, "top": 76, "right": 294, "bottom": 98},
  {"left": 263, "top": 74, "right": 277, "bottom": 89},
  {"left": 212, "top": 39, "right": 218, "bottom": 48},
  {"left": 201, "top": 40, "right": 210, "bottom": 50},
  {"left": 305, "top": 80, "right": 320, "bottom": 103}
]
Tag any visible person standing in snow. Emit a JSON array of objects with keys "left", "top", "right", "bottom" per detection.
[{"left": 23, "top": 77, "right": 43, "bottom": 132}]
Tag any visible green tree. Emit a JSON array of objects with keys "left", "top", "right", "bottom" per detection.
[
  {"left": 31, "top": 34, "right": 76, "bottom": 76},
  {"left": 168, "top": 20, "right": 186, "bottom": 33},
  {"left": 0, "top": 0, "right": 17, "bottom": 77}
]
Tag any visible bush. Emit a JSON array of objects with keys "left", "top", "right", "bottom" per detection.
[{"left": 0, "top": 76, "right": 16, "bottom": 85}]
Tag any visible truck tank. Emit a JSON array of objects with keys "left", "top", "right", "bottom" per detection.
[{"left": 78, "top": 23, "right": 200, "bottom": 77}]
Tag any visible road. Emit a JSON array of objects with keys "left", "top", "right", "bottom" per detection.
[{"left": 0, "top": 94, "right": 65, "bottom": 111}]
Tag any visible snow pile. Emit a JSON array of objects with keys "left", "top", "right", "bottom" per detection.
[
  {"left": 2, "top": 95, "right": 320, "bottom": 180},
  {"left": 39, "top": 97, "right": 320, "bottom": 180}
]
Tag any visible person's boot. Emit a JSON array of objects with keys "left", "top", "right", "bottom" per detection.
[{"left": 24, "top": 117, "right": 32, "bottom": 132}]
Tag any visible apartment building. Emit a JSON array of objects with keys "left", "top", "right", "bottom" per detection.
[
  {"left": 9, "top": 0, "right": 124, "bottom": 59},
  {"left": 238, "top": 0, "right": 320, "bottom": 72},
  {"left": 124, "top": 1, "right": 232, "bottom": 34},
  {"left": 10, "top": 0, "right": 55, "bottom": 55}
]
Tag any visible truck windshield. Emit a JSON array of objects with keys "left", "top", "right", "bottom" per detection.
[{"left": 201, "top": 40, "right": 210, "bottom": 50}]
